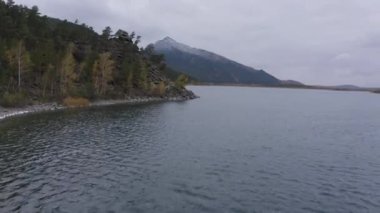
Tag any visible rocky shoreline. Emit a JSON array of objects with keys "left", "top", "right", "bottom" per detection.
[
  {"left": 0, "top": 93, "right": 198, "bottom": 121},
  {"left": 0, "top": 103, "right": 64, "bottom": 120}
]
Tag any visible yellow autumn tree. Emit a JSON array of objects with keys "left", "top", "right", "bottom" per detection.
[
  {"left": 5, "top": 40, "right": 32, "bottom": 91},
  {"left": 158, "top": 81, "right": 166, "bottom": 95},
  {"left": 92, "top": 52, "right": 114, "bottom": 96},
  {"left": 59, "top": 43, "right": 77, "bottom": 96},
  {"left": 175, "top": 74, "right": 188, "bottom": 89}
]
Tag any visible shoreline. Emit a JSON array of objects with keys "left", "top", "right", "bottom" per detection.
[{"left": 0, "top": 96, "right": 195, "bottom": 122}]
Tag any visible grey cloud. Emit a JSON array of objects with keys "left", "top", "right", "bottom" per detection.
[{"left": 15, "top": 0, "right": 380, "bottom": 87}]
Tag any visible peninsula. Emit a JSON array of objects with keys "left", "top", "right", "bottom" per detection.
[{"left": 0, "top": 1, "right": 196, "bottom": 116}]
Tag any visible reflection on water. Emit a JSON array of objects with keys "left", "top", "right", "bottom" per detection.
[{"left": 1, "top": 86, "right": 380, "bottom": 212}]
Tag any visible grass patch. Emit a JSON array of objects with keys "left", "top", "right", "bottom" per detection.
[
  {"left": 150, "top": 82, "right": 166, "bottom": 96},
  {"left": 0, "top": 92, "right": 29, "bottom": 108},
  {"left": 63, "top": 97, "right": 90, "bottom": 108}
]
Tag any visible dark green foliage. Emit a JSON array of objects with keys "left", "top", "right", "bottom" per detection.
[{"left": 0, "top": 1, "right": 174, "bottom": 106}]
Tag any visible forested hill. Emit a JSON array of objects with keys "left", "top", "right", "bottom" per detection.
[
  {"left": 153, "top": 37, "right": 280, "bottom": 85},
  {"left": 0, "top": 0, "right": 193, "bottom": 107}
]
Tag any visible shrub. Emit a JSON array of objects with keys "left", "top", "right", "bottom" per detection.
[
  {"left": 175, "top": 74, "right": 188, "bottom": 89},
  {"left": 70, "top": 83, "right": 95, "bottom": 100},
  {"left": 63, "top": 97, "right": 90, "bottom": 108},
  {"left": 0, "top": 92, "right": 29, "bottom": 108}
]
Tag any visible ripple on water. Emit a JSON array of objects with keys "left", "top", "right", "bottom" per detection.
[{"left": 1, "top": 87, "right": 380, "bottom": 212}]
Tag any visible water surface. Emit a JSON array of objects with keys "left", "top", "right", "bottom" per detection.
[{"left": 1, "top": 86, "right": 380, "bottom": 212}]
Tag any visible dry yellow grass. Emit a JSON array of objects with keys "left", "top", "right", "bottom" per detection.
[
  {"left": 151, "top": 82, "right": 166, "bottom": 96},
  {"left": 63, "top": 97, "right": 90, "bottom": 108}
]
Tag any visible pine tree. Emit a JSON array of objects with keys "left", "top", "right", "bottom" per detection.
[{"left": 101, "top": 26, "right": 112, "bottom": 40}]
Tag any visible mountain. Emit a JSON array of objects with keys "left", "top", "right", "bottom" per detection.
[
  {"left": 153, "top": 37, "right": 280, "bottom": 85},
  {"left": 333, "top": 85, "right": 361, "bottom": 90}
]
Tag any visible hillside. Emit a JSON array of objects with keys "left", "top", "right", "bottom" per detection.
[
  {"left": 0, "top": 1, "right": 194, "bottom": 107},
  {"left": 153, "top": 37, "right": 280, "bottom": 85}
]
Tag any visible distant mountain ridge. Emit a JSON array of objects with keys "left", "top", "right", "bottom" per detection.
[
  {"left": 153, "top": 37, "right": 280, "bottom": 85},
  {"left": 333, "top": 85, "right": 361, "bottom": 90}
]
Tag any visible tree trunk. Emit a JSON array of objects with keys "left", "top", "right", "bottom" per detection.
[
  {"left": 100, "top": 67, "right": 105, "bottom": 95},
  {"left": 18, "top": 42, "right": 21, "bottom": 91},
  {"left": 50, "top": 81, "right": 54, "bottom": 96}
]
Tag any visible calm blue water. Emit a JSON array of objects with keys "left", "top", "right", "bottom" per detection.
[{"left": 0, "top": 86, "right": 380, "bottom": 212}]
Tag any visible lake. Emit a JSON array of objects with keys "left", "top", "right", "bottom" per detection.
[{"left": 1, "top": 86, "right": 380, "bottom": 212}]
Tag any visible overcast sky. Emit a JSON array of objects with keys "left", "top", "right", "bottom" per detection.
[{"left": 15, "top": 0, "right": 380, "bottom": 87}]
